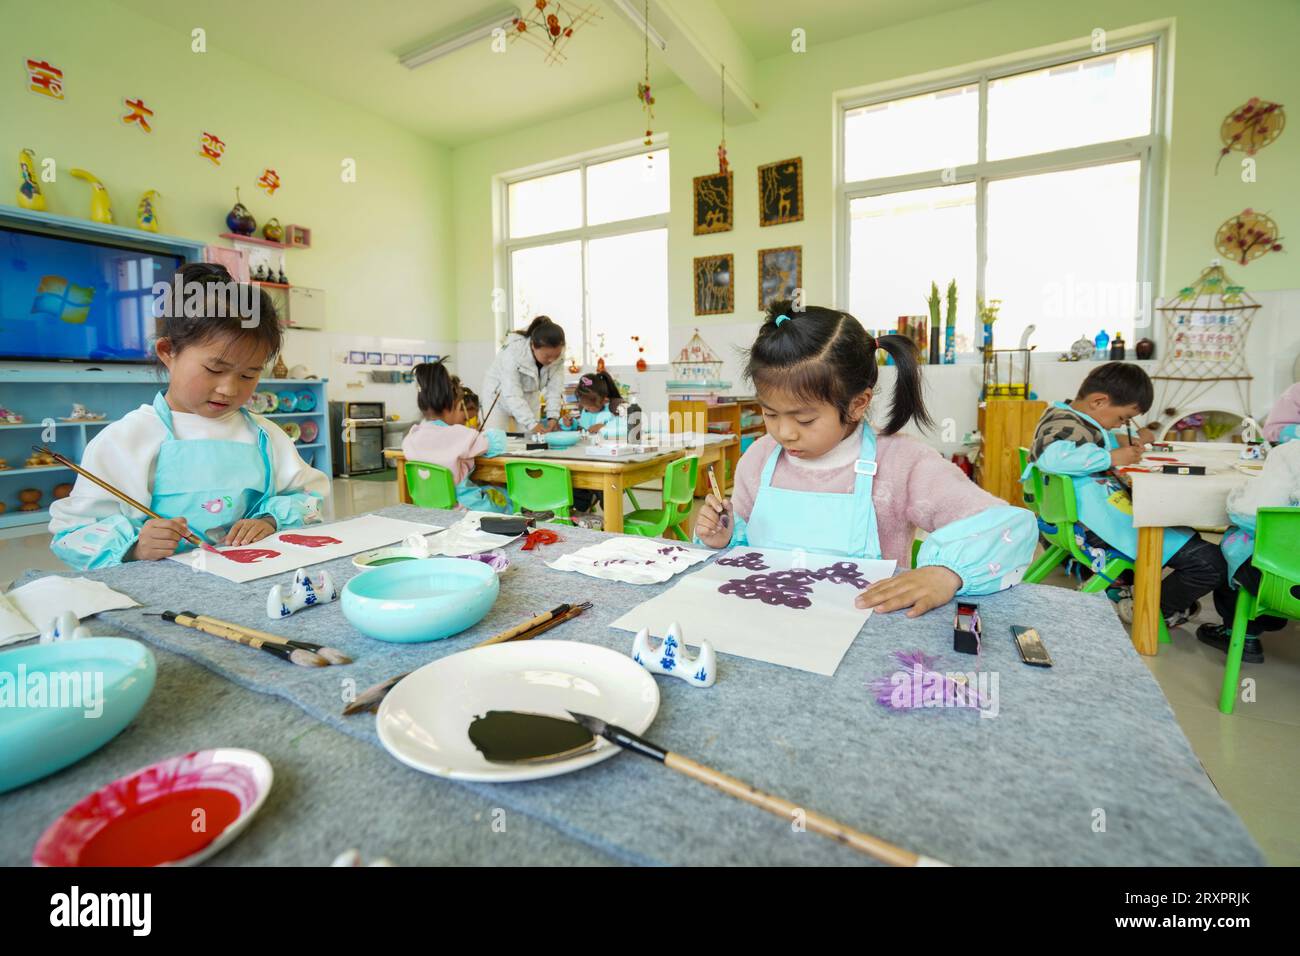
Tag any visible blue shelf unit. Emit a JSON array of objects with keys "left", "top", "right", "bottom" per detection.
[{"left": 0, "top": 369, "right": 332, "bottom": 532}]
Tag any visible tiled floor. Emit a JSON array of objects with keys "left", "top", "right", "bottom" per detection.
[{"left": 4, "top": 481, "right": 1295, "bottom": 865}]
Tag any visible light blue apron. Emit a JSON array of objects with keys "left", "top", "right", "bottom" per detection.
[
  {"left": 745, "top": 421, "right": 883, "bottom": 558},
  {"left": 150, "top": 392, "right": 274, "bottom": 550},
  {"left": 1220, "top": 526, "right": 1254, "bottom": 584},
  {"left": 1053, "top": 402, "right": 1189, "bottom": 564}
]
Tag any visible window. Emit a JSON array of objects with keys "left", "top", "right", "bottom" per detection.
[
  {"left": 504, "top": 148, "right": 669, "bottom": 366},
  {"left": 840, "top": 42, "right": 1160, "bottom": 352}
]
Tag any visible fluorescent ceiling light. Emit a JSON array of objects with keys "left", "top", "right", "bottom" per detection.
[
  {"left": 399, "top": 5, "right": 522, "bottom": 69},
  {"left": 608, "top": 0, "right": 667, "bottom": 52}
]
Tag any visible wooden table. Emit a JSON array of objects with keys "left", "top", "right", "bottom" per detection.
[
  {"left": 384, "top": 436, "right": 738, "bottom": 533},
  {"left": 1129, "top": 444, "right": 1252, "bottom": 655}
]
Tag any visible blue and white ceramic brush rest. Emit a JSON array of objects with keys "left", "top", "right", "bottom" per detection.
[
  {"left": 40, "top": 610, "right": 91, "bottom": 643},
  {"left": 267, "top": 568, "right": 340, "bottom": 619},
  {"left": 631, "top": 622, "right": 716, "bottom": 688}
]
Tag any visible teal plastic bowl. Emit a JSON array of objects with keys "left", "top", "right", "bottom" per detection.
[
  {"left": 0, "top": 638, "right": 156, "bottom": 794},
  {"left": 342, "top": 558, "right": 499, "bottom": 643},
  {"left": 545, "top": 431, "right": 583, "bottom": 449}
]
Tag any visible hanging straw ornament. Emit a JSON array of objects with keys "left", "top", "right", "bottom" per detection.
[
  {"left": 1215, "top": 97, "right": 1285, "bottom": 173},
  {"left": 717, "top": 64, "right": 729, "bottom": 174},
  {"left": 1215, "top": 208, "right": 1283, "bottom": 265},
  {"left": 636, "top": 0, "right": 655, "bottom": 148}
]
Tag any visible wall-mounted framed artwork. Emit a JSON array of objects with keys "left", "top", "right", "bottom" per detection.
[
  {"left": 693, "top": 254, "right": 734, "bottom": 315},
  {"left": 693, "top": 171, "right": 733, "bottom": 235},
  {"left": 366, "top": 351, "right": 382, "bottom": 365},
  {"left": 758, "top": 245, "right": 802, "bottom": 311},
  {"left": 758, "top": 157, "right": 803, "bottom": 227}
]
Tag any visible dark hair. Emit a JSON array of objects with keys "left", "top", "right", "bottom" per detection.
[
  {"left": 154, "top": 262, "right": 281, "bottom": 366},
  {"left": 744, "top": 300, "right": 932, "bottom": 435},
  {"left": 414, "top": 359, "right": 461, "bottom": 416},
  {"left": 513, "top": 315, "right": 565, "bottom": 350},
  {"left": 461, "top": 384, "right": 480, "bottom": 412},
  {"left": 1076, "top": 362, "right": 1153, "bottom": 413},
  {"left": 575, "top": 369, "right": 624, "bottom": 413}
]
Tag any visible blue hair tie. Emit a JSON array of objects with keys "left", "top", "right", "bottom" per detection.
[{"left": 775, "top": 314, "right": 792, "bottom": 327}]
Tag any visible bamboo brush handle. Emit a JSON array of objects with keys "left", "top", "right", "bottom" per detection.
[
  {"left": 175, "top": 613, "right": 291, "bottom": 660},
  {"left": 475, "top": 605, "right": 567, "bottom": 647},
  {"left": 661, "top": 752, "right": 937, "bottom": 867},
  {"left": 192, "top": 613, "right": 293, "bottom": 646}
]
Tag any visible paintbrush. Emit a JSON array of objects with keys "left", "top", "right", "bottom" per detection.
[
  {"left": 476, "top": 391, "right": 501, "bottom": 434},
  {"left": 33, "top": 445, "right": 222, "bottom": 557},
  {"left": 474, "top": 602, "right": 578, "bottom": 648},
  {"left": 186, "top": 612, "right": 352, "bottom": 664},
  {"left": 159, "top": 610, "right": 328, "bottom": 667},
  {"left": 342, "top": 602, "right": 592, "bottom": 716},
  {"left": 566, "top": 711, "right": 950, "bottom": 867},
  {"left": 706, "top": 465, "right": 730, "bottom": 529}
]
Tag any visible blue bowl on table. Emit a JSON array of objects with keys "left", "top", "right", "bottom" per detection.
[
  {"left": 544, "top": 431, "right": 583, "bottom": 449},
  {"left": 341, "top": 558, "right": 499, "bottom": 643},
  {"left": 0, "top": 638, "right": 156, "bottom": 794}
]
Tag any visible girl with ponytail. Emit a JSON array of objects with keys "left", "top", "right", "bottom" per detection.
[
  {"left": 694, "top": 300, "right": 1036, "bottom": 618},
  {"left": 563, "top": 369, "right": 625, "bottom": 435},
  {"left": 402, "top": 360, "right": 511, "bottom": 512}
]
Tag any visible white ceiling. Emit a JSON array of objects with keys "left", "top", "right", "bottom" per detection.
[{"left": 113, "top": 0, "right": 991, "bottom": 146}]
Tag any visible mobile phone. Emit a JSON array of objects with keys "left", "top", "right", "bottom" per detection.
[{"left": 1011, "top": 625, "right": 1053, "bottom": 667}]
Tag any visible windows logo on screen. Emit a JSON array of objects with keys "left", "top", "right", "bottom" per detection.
[{"left": 31, "top": 275, "right": 96, "bottom": 324}]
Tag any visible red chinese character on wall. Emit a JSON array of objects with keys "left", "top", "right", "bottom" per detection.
[
  {"left": 199, "top": 131, "right": 226, "bottom": 165},
  {"left": 122, "top": 98, "right": 154, "bottom": 133},
  {"left": 256, "top": 168, "right": 281, "bottom": 196},
  {"left": 26, "top": 59, "right": 65, "bottom": 99}
]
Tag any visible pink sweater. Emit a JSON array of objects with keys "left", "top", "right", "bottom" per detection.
[
  {"left": 733, "top": 432, "right": 1004, "bottom": 567},
  {"left": 1263, "top": 383, "right": 1300, "bottom": 442},
  {"left": 402, "top": 421, "right": 486, "bottom": 484}
]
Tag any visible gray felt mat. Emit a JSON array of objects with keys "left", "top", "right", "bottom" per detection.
[{"left": 3, "top": 505, "right": 1265, "bottom": 866}]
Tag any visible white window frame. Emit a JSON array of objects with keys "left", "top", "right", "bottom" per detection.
[
  {"left": 499, "top": 141, "right": 670, "bottom": 366},
  {"left": 835, "top": 32, "right": 1167, "bottom": 355}
]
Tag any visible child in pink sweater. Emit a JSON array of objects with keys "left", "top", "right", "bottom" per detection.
[
  {"left": 695, "top": 300, "right": 1037, "bottom": 618},
  {"left": 401, "top": 361, "right": 509, "bottom": 512},
  {"left": 1262, "top": 382, "right": 1300, "bottom": 443}
]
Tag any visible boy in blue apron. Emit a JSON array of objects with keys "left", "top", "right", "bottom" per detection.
[
  {"left": 48, "top": 263, "right": 329, "bottom": 568},
  {"left": 1026, "top": 362, "right": 1225, "bottom": 628},
  {"left": 694, "top": 301, "right": 1037, "bottom": 618}
]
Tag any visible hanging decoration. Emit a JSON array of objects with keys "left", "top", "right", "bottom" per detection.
[
  {"left": 632, "top": 336, "right": 647, "bottom": 372},
  {"left": 1215, "top": 208, "right": 1283, "bottom": 265},
  {"left": 1151, "top": 263, "right": 1258, "bottom": 429},
  {"left": 121, "top": 98, "right": 154, "bottom": 133},
  {"left": 256, "top": 168, "right": 281, "bottom": 196},
  {"left": 508, "top": 1, "right": 601, "bottom": 65},
  {"left": 17, "top": 148, "right": 46, "bottom": 211},
  {"left": 717, "top": 64, "right": 729, "bottom": 174},
  {"left": 199, "top": 131, "right": 226, "bottom": 166},
  {"left": 69, "top": 168, "right": 113, "bottom": 224},
  {"left": 136, "top": 190, "right": 161, "bottom": 233},
  {"left": 1215, "top": 97, "right": 1285, "bottom": 173},
  {"left": 26, "top": 58, "right": 64, "bottom": 100},
  {"left": 636, "top": 0, "right": 654, "bottom": 147}
]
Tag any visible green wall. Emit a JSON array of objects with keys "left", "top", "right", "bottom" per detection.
[
  {"left": 450, "top": 0, "right": 1300, "bottom": 345},
  {"left": 0, "top": 0, "right": 454, "bottom": 341}
]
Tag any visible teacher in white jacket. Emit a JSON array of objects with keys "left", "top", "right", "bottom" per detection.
[{"left": 481, "top": 316, "right": 567, "bottom": 434}]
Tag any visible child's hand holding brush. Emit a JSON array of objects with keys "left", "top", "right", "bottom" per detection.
[{"left": 696, "top": 466, "right": 734, "bottom": 549}]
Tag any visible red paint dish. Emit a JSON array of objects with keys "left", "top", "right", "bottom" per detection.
[{"left": 33, "top": 749, "right": 273, "bottom": 867}]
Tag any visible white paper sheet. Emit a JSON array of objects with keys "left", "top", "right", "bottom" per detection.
[
  {"left": 0, "top": 577, "right": 140, "bottom": 646},
  {"left": 547, "top": 537, "right": 712, "bottom": 584},
  {"left": 422, "top": 511, "right": 524, "bottom": 557},
  {"left": 609, "top": 547, "right": 896, "bottom": 676},
  {"left": 168, "top": 514, "right": 443, "bottom": 583}
]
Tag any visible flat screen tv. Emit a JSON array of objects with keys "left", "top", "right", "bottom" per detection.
[{"left": 0, "top": 225, "right": 184, "bottom": 362}]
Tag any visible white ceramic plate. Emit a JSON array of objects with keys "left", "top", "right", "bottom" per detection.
[{"left": 376, "top": 640, "right": 659, "bottom": 783}]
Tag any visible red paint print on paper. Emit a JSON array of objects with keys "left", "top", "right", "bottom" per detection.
[
  {"left": 277, "top": 533, "right": 342, "bottom": 548},
  {"left": 220, "top": 548, "right": 280, "bottom": 564}
]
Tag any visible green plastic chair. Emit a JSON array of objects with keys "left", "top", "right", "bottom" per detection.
[
  {"left": 1220, "top": 507, "right": 1300, "bottom": 714},
  {"left": 623, "top": 456, "right": 698, "bottom": 540},
  {"left": 505, "top": 461, "right": 573, "bottom": 525},
  {"left": 1019, "top": 453, "right": 1071, "bottom": 584},
  {"left": 404, "top": 460, "right": 458, "bottom": 510},
  {"left": 1030, "top": 469, "right": 1170, "bottom": 644}
]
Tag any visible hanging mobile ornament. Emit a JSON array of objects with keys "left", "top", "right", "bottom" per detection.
[
  {"left": 632, "top": 335, "right": 647, "bottom": 373},
  {"left": 717, "top": 64, "right": 729, "bottom": 175},
  {"left": 636, "top": 0, "right": 655, "bottom": 150}
]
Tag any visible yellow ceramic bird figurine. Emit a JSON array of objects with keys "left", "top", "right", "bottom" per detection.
[
  {"left": 69, "top": 168, "right": 114, "bottom": 224},
  {"left": 137, "top": 189, "right": 160, "bottom": 232},
  {"left": 17, "top": 148, "right": 46, "bottom": 211}
]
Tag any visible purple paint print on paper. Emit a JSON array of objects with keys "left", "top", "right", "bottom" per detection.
[
  {"left": 716, "top": 560, "right": 872, "bottom": 610},
  {"left": 657, "top": 545, "right": 690, "bottom": 556},
  {"left": 716, "top": 551, "right": 770, "bottom": 570}
]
